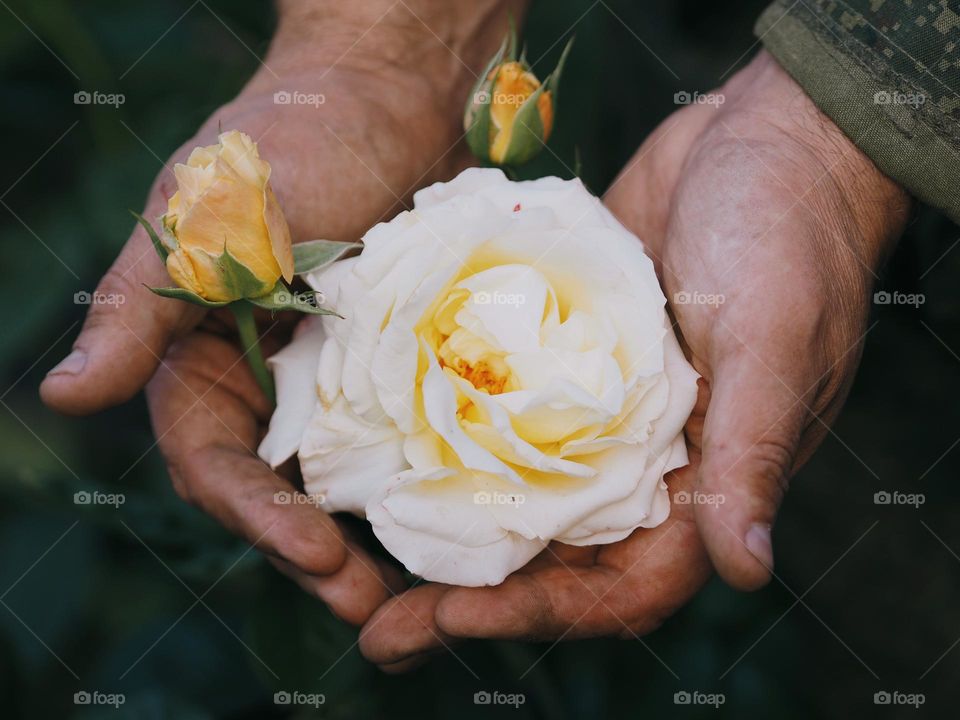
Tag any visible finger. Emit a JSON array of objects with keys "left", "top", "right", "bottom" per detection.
[
  {"left": 378, "top": 656, "right": 429, "bottom": 674},
  {"left": 436, "top": 513, "right": 709, "bottom": 642},
  {"left": 359, "top": 584, "right": 458, "bottom": 667},
  {"left": 435, "top": 569, "right": 626, "bottom": 641},
  {"left": 696, "top": 349, "right": 809, "bottom": 591},
  {"left": 41, "top": 183, "right": 203, "bottom": 415},
  {"left": 268, "top": 546, "right": 402, "bottom": 627},
  {"left": 146, "top": 332, "right": 346, "bottom": 576}
]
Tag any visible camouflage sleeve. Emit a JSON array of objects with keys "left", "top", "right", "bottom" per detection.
[{"left": 755, "top": 1, "right": 960, "bottom": 224}]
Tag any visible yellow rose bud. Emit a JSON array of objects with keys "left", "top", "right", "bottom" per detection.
[
  {"left": 162, "top": 130, "right": 294, "bottom": 302},
  {"left": 487, "top": 62, "right": 554, "bottom": 165},
  {"left": 464, "top": 31, "right": 571, "bottom": 167}
]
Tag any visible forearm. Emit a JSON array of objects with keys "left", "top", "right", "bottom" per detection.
[
  {"left": 268, "top": 0, "right": 529, "bottom": 95},
  {"left": 754, "top": 0, "right": 960, "bottom": 224}
]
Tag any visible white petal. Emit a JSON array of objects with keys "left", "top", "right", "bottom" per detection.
[
  {"left": 372, "top": 261, "right": 460, "bottom": 434},
  {"left": 452, "top": 374, "right": 595, "bottom": 478},
  {"left": 366, "top": 470, "right": 545, "bottom": 586},
  {"left": 298, "top": 395, "right": 407, "bottom": 514},
  {"left": 420, "top": 344, "right": 522, "bottom": 483},
  {"left": 454, "top": 264, "right": 549, "bottom": 354},
  {"left": 257, "top": 318, "right": 325, "bottom": 467},
  {"left": 556, "top": 436, "right": 684, "bottom": 545}
]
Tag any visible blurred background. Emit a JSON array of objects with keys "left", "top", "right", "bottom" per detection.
[{"left": 1, "top": 0, "right": 957, "bottom": 717}]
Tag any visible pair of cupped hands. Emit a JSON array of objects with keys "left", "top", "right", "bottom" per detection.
[{"left": 41, "top": 8, "right": 907, "bottom": 672}]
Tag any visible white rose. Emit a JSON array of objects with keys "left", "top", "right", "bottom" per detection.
[{"left": 259, "top": 168, "right": 698, "bottom": 587}]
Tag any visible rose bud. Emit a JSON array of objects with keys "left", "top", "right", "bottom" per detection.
[
  {"left": 465, "top": 28, "right": 572, "bottom": 167},
  {"left": 160, "top": 130, "right": 294, "bottom": 302}
]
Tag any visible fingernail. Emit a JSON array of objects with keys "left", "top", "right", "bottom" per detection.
[
  {"left": 745, "top": 523, "right": 774, "bottom": 572},
  {"left": 48, "top": 350, "right": 87, "bottom": 376}
]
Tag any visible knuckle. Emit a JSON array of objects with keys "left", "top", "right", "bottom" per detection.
[
  {"left": 78, "top": 267, "right": 138, "bottom": 328},
  {"left": 172, "top": 445, "right": 218, "bottom": 506},
  {"left": 748, "top": 437, "right": 795, "bottom": 498}
]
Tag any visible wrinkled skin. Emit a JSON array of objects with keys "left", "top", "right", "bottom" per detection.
[
  {"left": 357, "top": 51, "right": 909, "bottom": 670},
  {"left": 41, "top": 2, "right": 909, "bottom": 673},
  {"left": 40, "top": 1, "right": 521, "bottom": 633}
]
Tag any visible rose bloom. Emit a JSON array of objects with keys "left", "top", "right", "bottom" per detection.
[
  {"left": 162, "top": 130, "right": 293, "bottom": 302},
  {"left": 259, "top": 168, "right": 698, "bottom": 586}
]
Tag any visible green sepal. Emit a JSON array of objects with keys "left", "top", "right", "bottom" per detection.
[
  {"left": 464, "top": 34, "right": 509, "bottom": 162},
  {"left": 292, "top": 239, "right": 360, "bottom": 275},
  {"left": 218, "top": 243, "right": 271, "bottom": 298},
  {"left": 145, "top": 285, "right": 230, "bottom": 308},
  {"left": 505, "top": 14, "right": 519, "bottom": 61},
  {"left": 502, "top": 82, "right": 548, "bottom": 166},
  {"left": 544, "top": 36, "right": 575, "bottom": 105},
  {"left": 246, "top": 281, "right": 341, "bottom": 317},
  {"left": 131, "top": 210, "right": 168, "bottom": 262}
]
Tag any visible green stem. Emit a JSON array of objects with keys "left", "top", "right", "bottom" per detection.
[{"left": 230, "top": 301, "right": 275, "bottom": 405}]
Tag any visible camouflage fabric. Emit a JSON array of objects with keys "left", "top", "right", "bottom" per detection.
[{"left": 756, "top": 1, "right": 960, "bottom": 224}]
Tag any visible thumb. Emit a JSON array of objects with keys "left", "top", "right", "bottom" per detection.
[
  {"left": 695, "top": 350, "right": 808, "bottom": 591},
  {"left": 40, "top": 188, "right": 203, "bottom": 415}
]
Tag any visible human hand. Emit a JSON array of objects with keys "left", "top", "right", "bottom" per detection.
[
  {"left": 41, "top": 0, "right": 523, "bottom": 625},
  {"left": 358, "top": 50, "right": 910, "bottom": 668},
  {"left": 604, "top": 50, "right": 909, "bottom": 589},
  {"left": 358, "top": 459, "right": 712, "bottom": 671}
]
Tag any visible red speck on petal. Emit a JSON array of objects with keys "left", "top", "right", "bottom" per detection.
[{"left": 513, "top": 203, "right": 521, "bottom": 212}]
